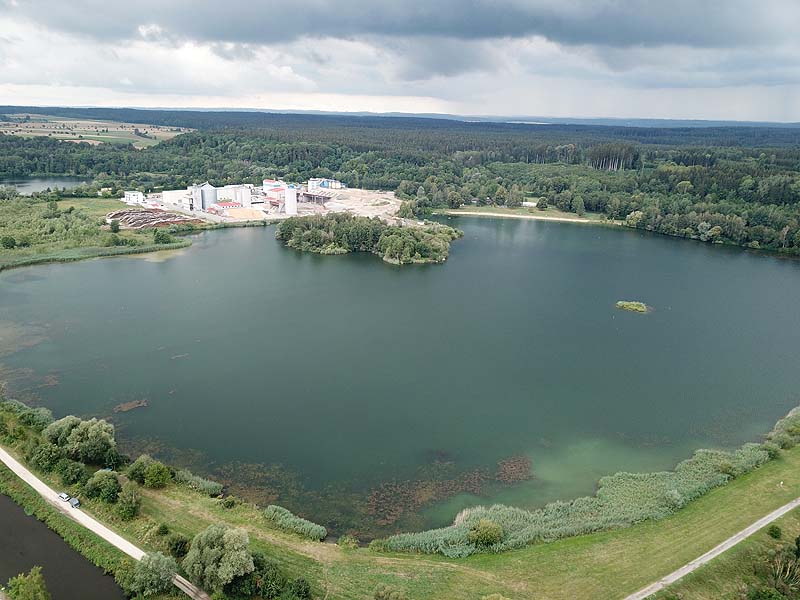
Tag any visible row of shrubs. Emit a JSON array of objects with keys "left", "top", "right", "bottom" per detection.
[
  {"left": 2, "top": 399, "right": 329, "bottom": 543},
  {"left": 375, "top": 408, "right": 800, "bottom": 557},
  {"left": 263, "top": 504, "right": 328, "bottom": 541},
  {"left": 174, "top": 468, "right": 225, "bottom": 496}
]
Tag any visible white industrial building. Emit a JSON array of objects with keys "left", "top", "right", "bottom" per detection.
[
  {"left": 217, "top": 184, "right": 254, "bottom": 207},
  {"left": 123, "top": 191, "right": 145, "bottom": 204},
  {"left": 308, "top": 178, "right": 344, "bottom": 191},
  {"left": 148, "top": 178, "right": 330, "bottom": 217}
]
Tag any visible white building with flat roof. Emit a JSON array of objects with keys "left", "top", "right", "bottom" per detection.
[
  {"left": 123, "top": 191, "right": 145, "bottom": 204},
  {"left": 308, "top": 178, "right": 344, "bottom": 191}
]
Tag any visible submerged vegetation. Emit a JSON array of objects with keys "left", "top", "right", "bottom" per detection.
[
  {"left": 376, "top": 409, "right": 800, "bottom": 558},
  {"left": 616, "top": 300, "right": 650, "bottom": 313},
  {"left": 275, "top": 213, "right": 462, "bottom": 264}
]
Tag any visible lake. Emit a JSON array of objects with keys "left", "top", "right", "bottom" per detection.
[
  {"left": 1, "top": 217, "right": 799, "bottom": 536},
  {"left": 0, "top": 176, "right": 90, "bottom": 194},
  {"left": 0, "top": 494, "right": 125, "bottom": 599}
]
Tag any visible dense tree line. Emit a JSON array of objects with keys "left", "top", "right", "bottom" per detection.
[{"left": 3, "top": 108, "right": 800, "bottom": 254}]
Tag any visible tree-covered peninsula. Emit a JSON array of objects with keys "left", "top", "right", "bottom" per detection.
[{"left": 275, "top": 213, "right": 462, "bottom": 264}]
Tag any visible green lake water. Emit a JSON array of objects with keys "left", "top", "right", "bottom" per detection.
[{"left": 1, "top": 217, "right": 799, "bottom": 536}]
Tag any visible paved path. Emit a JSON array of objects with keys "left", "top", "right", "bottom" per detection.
[
  {"left": 624, "top": 495, "right": 800, "bottom": 600},
  {"left": 0, "top": 446, "right": 209, "bottom": 600}
]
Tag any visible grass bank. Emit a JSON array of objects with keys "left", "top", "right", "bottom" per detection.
[{"left": 0, "top": 240, "right": 192, "bottom": 273}]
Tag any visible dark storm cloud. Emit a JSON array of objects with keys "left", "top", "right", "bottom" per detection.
[{"left": 0, "top": 0, "right": 788, "bottom": 49}]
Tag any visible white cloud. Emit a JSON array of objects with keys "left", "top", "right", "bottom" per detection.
[{"left": 1, "top": 2, "right": 799, "bottom": 121}]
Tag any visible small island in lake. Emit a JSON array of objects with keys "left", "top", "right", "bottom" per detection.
[
  {"left": 276, "top": 213, "right": 463, "bottom": 265},
  {"left": 616, "top": 300, "right": 650, "bottom": 313}
]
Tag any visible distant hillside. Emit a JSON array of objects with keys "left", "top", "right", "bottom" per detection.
[{"left": 1, "top": 105, "right": 799, "bottom": 148}]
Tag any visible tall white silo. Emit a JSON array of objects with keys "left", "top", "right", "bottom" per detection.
[{"left": 285, "top": 187, "right": 298, "bottom": 215}]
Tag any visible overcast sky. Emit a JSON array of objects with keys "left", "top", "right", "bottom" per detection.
[{"left": 1, "top": 0, "right": 799, "bottom": 121}]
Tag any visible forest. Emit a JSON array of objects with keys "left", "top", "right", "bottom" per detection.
[{"left": 2, "top": 106, "right": 800, "bottom": 254}]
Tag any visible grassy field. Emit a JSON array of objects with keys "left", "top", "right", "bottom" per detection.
[
  {"left": 3, "top": 425, "right": 800, "bottom": 599},
  {"left": 0, "top": 197, "right": 198, "bottom": 272},
  {"left": 654, "top": 502, "right": 800, "bottom": 599},
  {"left": 56, "top": 197, "right": 128, "bottom": 217},
  {"left": 0, "top": 113, "right": 189, "bottom": 148},
  {"left": 439, "top": 204, "right": 608, "bottom": 222}
]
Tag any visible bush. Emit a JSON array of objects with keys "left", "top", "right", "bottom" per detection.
[
  {"left": 84, "top": 470, "right": 121, "bottom": 503},
  {"left": 221, "top": 496, "right": 237, "bottom": 509},
  {"left": 263, "top": 505, "right": 327, "bottom": 541},
  {"left": 167, "top": 533, "right": 189, "bottom": 559},
  {"left": 182, "top": 525, "right": 254, "bottom": 592},
  {"left": 467, "top": 519, "right": 504, "bottom": 548},
  {"left": 767, "top": 524, "right": 783, "bottom": 539},
  {"left": 153, "top": 228, "right": 174, "bottom": 244},
  {"left": 6, "top": 565, "right": 51, "bottom": 599},
  {"left": 127, "top": 454, "right": 155, "bottom": 484},
  {"left": 43, "top": 415, "right": 81, "bottom": 447},
  {"left": 56, "top": 458, "right": 88, "bottom": 486},
  {"left": 117, "top": 482, "right": 141, "bottom": 520},
  {"left": 144, "top": 461, "right": 172, "bottom": 489},
  {"left": 44, "top": 416, "right": 116, "bottom": 464},
  {"left": 225, "top": 552, "right": 286, "bottom": 599},
  {"left": 174, "top": 469, "right": 223, "bottom": 496},
  {"left": 130, "top": 552, "right": 177, "bottom": 597},
  {"left": 156, "top": 523, "right": 170, "bottom": 536},
  {"left": 109, "top": 219, "right": 120, "bottom": 233},
  {"left": 1, "top": 235, "right": 17, "bottom": 249},
  {"left": 128, "top": 454, "right": 171, "bottom": 488},
  {"left": 18, "top": 406, "right": 54, "bottom": 431},
  {"left": 30, "top": 442, "right": 64, "bottom": 472},
  {"left": 762, "top": 442, "right": 782, "bottom": 459}
]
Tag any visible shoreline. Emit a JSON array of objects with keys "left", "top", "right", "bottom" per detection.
[
  {"left": 0, "top": 220, "right": 273, "bottom": 274},
  {"left": 436, "top": 208, "right": 617, "bottom": 225}
]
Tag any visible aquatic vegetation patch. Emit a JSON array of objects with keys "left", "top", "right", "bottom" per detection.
[
  {"left": 263, "top": 504, "right": 327, "bottom": 541},
  {"left": 113, "top": 398, "right": 148, "bottom": 413},
  {"left": 173, "top": 469, "right": 224, "bottom": 497},
  {"left": 495, "top": 455, "right": 532, "bottom": 484},
  {"left": 616, "top": 300, "right": 650, "bottom": 313},
  {"left": 366, "top": 468, "right": 489, "bottom": 526},
  {"left": 378, "top": 437, "right": 781, "bottom": 557}
]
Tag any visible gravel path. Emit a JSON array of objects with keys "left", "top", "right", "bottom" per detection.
[
  {"left": 624, "top": 495, "right": 800, "bottom": 599},
  {"left": 0, "top": 445, "right": 209, "bottom": 600}
]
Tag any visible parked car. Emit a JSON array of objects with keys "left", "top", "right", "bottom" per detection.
[
  {"left": 69, "top": 497, "right": 80, "bottom": 509},
  {"left": 57, "top": 492, "right": 70, "bottom": 502}
]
